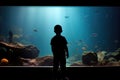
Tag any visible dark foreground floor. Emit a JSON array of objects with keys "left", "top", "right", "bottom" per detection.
[{"left": 0, "top": 66, "right": 120, "bottom": 80}]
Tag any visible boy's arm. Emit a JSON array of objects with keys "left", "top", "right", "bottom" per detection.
[{"left": 65, "top": 45, "right": 69, "bottom": 58}]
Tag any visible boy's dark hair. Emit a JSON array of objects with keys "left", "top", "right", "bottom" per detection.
[{"left": 54, "top": 25, "right": 62, "bottom": 34}]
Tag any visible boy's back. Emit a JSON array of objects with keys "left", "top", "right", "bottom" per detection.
[{"left": 51, "top": 35, "right": 67, "bottom": 55}]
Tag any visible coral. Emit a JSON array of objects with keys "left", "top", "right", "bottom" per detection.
[
  {"left": 97, "top": 51, "right": 107, "bottom": 63},
  {"left": 82, "top": 52, "right": 98, "bottom": 66}
]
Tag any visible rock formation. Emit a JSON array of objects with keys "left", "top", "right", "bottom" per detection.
[{"left": 0, "top": 41, "right": 39, "bottom": 66}]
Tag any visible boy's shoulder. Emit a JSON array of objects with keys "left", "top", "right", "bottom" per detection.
[{"left": 52, "top": 35, "right": 66, "bottom": 38}]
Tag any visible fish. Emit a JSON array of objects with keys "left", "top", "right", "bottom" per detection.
[
  {"left": 33, "top": 29, "right": 38, "bottom": 32},
  {"left": 79, "top": 40, "right": 83, "bottom": 43},
  {"left": 65, "top": 16, "right": 69, "bottom": 19},
  {"left": 94, "top": 45, "right": 98, "bottom": 48},
  {"left": 13, "top": 34, "right": 22, "bottom": 39},
  {"left": 81, "top": 46, "right": 87, "bottom": 51},
  {"left": 91, "top": 33, "right": 98, "bottom": 37}
]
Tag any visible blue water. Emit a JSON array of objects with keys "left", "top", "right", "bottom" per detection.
[{"left": 0, "top": 6, "right": 120, "bottom": 58}]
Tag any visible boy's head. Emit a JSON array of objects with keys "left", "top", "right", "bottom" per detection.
[{"left": 54, "top": 24, "right": 62, "bottom": 34}]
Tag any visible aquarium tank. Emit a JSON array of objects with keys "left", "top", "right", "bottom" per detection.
[{"left": 0, "top": 6, "right": 120, "bottom": 67}]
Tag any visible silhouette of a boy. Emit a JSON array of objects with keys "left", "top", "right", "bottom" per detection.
[{"left": 50, "top": 24, "right": 69, "bottom": 80}]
